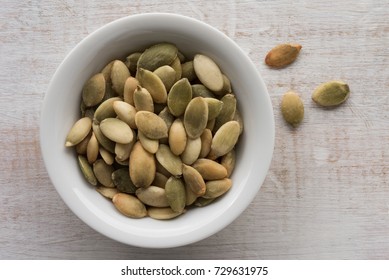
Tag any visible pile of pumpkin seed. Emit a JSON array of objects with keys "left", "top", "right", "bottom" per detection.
[{"left": 64, "top": 43, "right": 243, "bottom": 220}]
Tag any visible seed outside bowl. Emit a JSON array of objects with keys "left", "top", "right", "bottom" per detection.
[{"left": 40, "top": 13, "right": 274, "bottom": 248}]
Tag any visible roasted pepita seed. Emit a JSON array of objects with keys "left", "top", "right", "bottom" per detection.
[
  {"left": 184, "top": 97, "right": 208, "bottom": 139},
  {"left": 123, "top": 76, "right": 139, "bottom": 106},
  {"left": 233, "top": 109, "right": 244, "bottom": 135},
  {"left": 199, "top": 129, "right": 212, "bottom": 158},
  {"left": 168, "top": 118, "right": 187, "bottom": 156},
  {"left": 165, "top": 176, "right": 186, "bottom": 213},
  {"left": 152, "top": 172, "right": 169, "bottom": 188},
  {"left": 221, "top": 149, "right": 236, "bottom": 177},
  {"left": 193, "top": 54, "right": 224, "bottom": 92},
  {"left": 153, "top": 65, "right": 176, "bottom": 92},
  {"left": 100, "top": 118, "right": 134, "bottom": 144},
  {"left": 214, "top": 93, "right": 236, "bottom": 132},
  {"left": 125, "top": 52, "right": 142, "bottom": 74},
  {"left": 112, "top": 193, "right": 147, "bottom": 218},
  {"left": 65, "top": 117, "right": 92, "bottom": 147},
  {"left": 182, "top": 164, "right": 206, "bottom": 196},
  {"left": 93, "top": 159, "right": 115, "bottom": 187},
  {"left": 148, "top": 207, "right": 184, "bottom": 220},
  {"left": 209, "top": 121, "right": 240, "bottom": 159},
  {"left": 92, "top": 121, "right": 115, "bottom": 153},
  {"left": 78, "top": 155, "right": 97, "bottom": 185},
  {"left": 203, "top": 178, "right": 232, "bottom": 199},
  {"left": 194, "top": 197, "right": 215, "bottom": 207},
  {"left": 129, "top": 141, "right": 156, "bottom": 188},
  {"left": 94, "top": 97, "right": 121, "bottom": 123},
  {"left": 113, "top": 100, "right": 137, "bottom": 129},
  {"left": 115, "top": 140, "right": 134, "bottom": 161},
  {"left": 214, "top": 74, "right": 232, "bottom": 96},
  {"left": 181, "top": 137, "right": 202, "bottom": 165},
  {"left": 192, "top": 158, "right": 228, "bottom": 180},
  {"left": 135, "top": 111, "right": 168, "bottom": 139},
  {"left": 82, "top": 73, "right": 106, "bottom": 107},
  {"left": 136, "top": 186, "right": 169, "bottom": 207},
  {"left": 185, "top": 184, "right": 198, "bottom": 206},
  {"left": 181, "top": 61, "right": 196, "bottom": 82},
  {"left": 191, "top": 84, "right": 216, "bottom": 98},
  {"left": 99, "top": 146, "right": 114, "bottom": 165},
  {"left": 112, "top": 168, "right": 136, "bottom": 194},
  {"left": 86, "top": 132, "right": 99, "bottom": 164},
  {"left": 204, "top": 97, "right": 223, "bottom": 120},
  {"left": 111, "top": 60, "right": 130, "bottom": 95},
  {"left": 95, "top": 186, "right": 118, "bottom": 199},
  {"left": 170, "top": 57, "right": 182, "bottom": 82},
  {"left": 137, "top": 68, "right": 167, "bottom": 104},
  {"left": 137, "top": 43, "right": 178, "bottom": 72},
  {"left": 75, "top": 130, "right": 92, "bottom": 155},
  {"left": 155, "top": 144, "right": 183, "bottom": 176},
  {"left": 138, "top": 130, "right": 159, "bottom": 154},
  {"left": 133, "top": 85, "right": 154, "bottom": 112},
  {"left": 101, "top": 61, "right": 114, "bottom": 82},
  {"left": 167, "top": 78, "right": 192, "bottom": 117}
]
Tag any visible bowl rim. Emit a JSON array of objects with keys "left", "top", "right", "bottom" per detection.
[{"left": 40, "top": 12, "right": 275, "bottom": 248}]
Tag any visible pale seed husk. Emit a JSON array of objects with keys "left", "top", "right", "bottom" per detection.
[
  {"left": 181, "top": 61, "right": 196, "bottom": 82},
  {"left": 203, "top": 178, "right": 232, "bottom": 199},
  {"left": 167, "top": 78, "right": 192, "bottom": 117},
  {"left": 209, "top": 120, "right": 240, "bottom": 159},
  {"left": 113, "top": 100, "right": 137, "bottom": 129},
  {"left": 265, "top": 43, "right": 302, "bottom": 68},
  {"left": 221, "top": 149, "right": 236, "bottom": 177},
  {"left": 181, "top": 137, "right": 202, "bottom": 165},
  {"left": 111, "top": 60, "right": 130, "bottom": 96},
  {"left": 312, "top": 80, "right": 350, "bottom": 107},
  {"left": 82, "top": 73, "right": 106, "bottom": 107},
  {"left": 191, "top": 84, "right": 216, "bottom": 98},
  {"left": 129, "top": 141, "right": 156, "bottom": 188},
  {"left": 214, "top": 93, "right": 236, "bottom": 132},
  {"left": 281, "top": 91, "right": 304, "bottom": 127},
  {"left": 155, "top": 144, "right": 183, "bottom": 176},
  {"left": 135, "top": 111, "right": 168, "bottom": 139},
  {"left": 100, "top": 118, "right": 134, "bottom": 144},
  {"left": 152, "top": 172, "right": 169, "bottom": 188},
  {"left": 99, "top": 146, "right": 114, "bottom": 165},
  {"left": 137, "top": 43, "right": 178, "bottom": 72},
  {"left": 170, "top": 57, "right": 182, "bottom": 82},
  {"left": 138, "top": 130, "right": 159, "bottom": 154},
  {"left": 193, "top": 54, "right": 224, "bottom": 92},
  {"left": 148, "top": 207, "right": 184, "bottom": 220},
  {"left": 112, "top": 193, "right": 147, "bottom": 218},
  {"left": 192, "top": 158, "right": 228, "bottom": 180},
  {"left": 95, "top": 186, "right": 118, "bottom": 199},
  {"left": 184, "top": 97, "right": 208, "bottom": 139},
  {"left": 75, "top": 130, "right": 92, "bottom": 155},
  {"left": 115, "top": 136, "right": 135, "bottom": 161},
  {"left": 168, "top": 118, "right": 187, "bottom": 156},
  {"left": 94, "top": 97, "right": 121, "bottom": 123},
  {"left": 199, "top": 128, "right": 212, "bottom": 158},
  {"left": 136, "top": 186, "right": 169, "bottom": 207},
  {"left": 153, "top": 65, "right": 176, "bottom": 92},
  {"left": 182, "top": 164, "right": 206, "bottom": 196},
  {"left": 86, "top": 132, "right": 99, "bottom": 164},
  {"left": 93, "top": 159, "right": 115, "bottom": 187},
  {"left": 65, "top": 117, "right": 92, "bottom": 147},
  {"left": 204, "top": 97, "right": 223, "bottom": 120},
  {"left": 194, "top": 197, "right": 215, "bottom": 207},
  {"left": 137, "top": 68, "right": 167, "bottom": 104},
  {"left": 92, "top": 121, "right": 115, "bottom": 153},
  {"left": 165, "top": 176, "right": 186, "bottom": 213},
  {"left": 112, "top": 168, "right": 136, "bottom": 194},
  {"left": 133, "top": 85, "right": 154, "bottom": 112},
  {"left": 78, "top": 155, "right": 97, "bottom": 185},
  {"left": 101, "top": 60, "right": 114, "bottom": 82},
  {"left": 125, "top": 52, "right": 142, "bottom": 74},
  {"left": 123, "top": 76, "right": 139, "bottom": 106}
]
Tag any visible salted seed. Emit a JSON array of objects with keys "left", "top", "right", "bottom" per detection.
[
  {"left": 95, "top": 186, "right": 118, "bottom": 200},
  {"left": 209, "top": 121, "right": 240, "bottom": 159},
  {"left": 203, "top": 178, "right": 232, "bottom": 199},
  {"left": 136, "top": 186, "right": 169, "bottom": 207},
  {"left": 167, "top": 78, "right": 192, "bottom": 117},
  {"left": 193, "top": 54, "right": 224, "bottom": 92},
  {"left": 86, "top": 132, "right": 99, "bottom": 164},
  {"left": 204, "top": 97, "right": 223, "bottom": 120},
  {"left": 168, "top": 118, "right": 187, "bottom": 156},
  {"left": 153, "top": 65, "right": 176, "bottom": 92},
  {"left": 111, "top": 60, "right": 130, "bottom": 95},
  {"left": 65, "top": 117, "right": 92, "bottom": 147},
  {"left": 99, "top": 146, "right": 114, "bottom": 165},
  {"left": 133, "top": 85, "right": 154, "bottom": 112},
  {"left": 137, "top": 43, "right": 178, "bottom": 72},
  {"left": 152, "top": 172, "right": 169, "bottom": 188},
  {"left": 123, "top": 76, "right": 139, "bottom": 106},
  {"left": 184, "top": 97, "right": 208, "bottom": 139},
  {"left": 129, "top": 141, "right": 156, "bottom": 188},
  {"left": 99, "top": 118, "right": 134, "bottom": 144},
  {"left": 93, "top": 159, "right": 114, "bottom": 187},
  {"left": 135, "top": 111, "right": 168, "bottom": 139},
  {"left": 112, "top": 193, "right": 147, "bottom": 218},
  {"left": 82, "top": 73, "right": 106, "bottom": 107},
  {"left": 78, "top": 155, "right": 97, "bottom": 185},
  {"left": 182, "top": 164, "right": 206, "bottom": 196},
  {"left": 92, "top": 121, "right": 115, "bottom": 153},
  {"left": 221, "top": 149, "right": 236, "bottom": 177},
  {"left": 181, "top": 137, "right": 202, "bottom": 165},
  {"left": 148, "top": 207, "right": 184, "bottom": 220},
  {"left": 125, "top": 52, "right": 142, "bottom": 74},
  {"left": 94, "top": 97, "right": 121, "bottom": 123},
  {"left": 214, "top": 93, "right": 236, "bottom": 132},
  {"left": 112, "top": 168, "right": 136, "bottom": 194},
  {"left": 113, "top": 100, "right": 137, "bottom": 129},
  {"left": 137, "top": 68, "right": 167, "bottom": 104},
  {"left": 199, "top": 129, "right": 212, "bottom": 158},
  {"left": 192, "top": 158, "right": 228, "bottom": 180},
  {"left": 138, "top": 130, "right": 159, "bottom": 154},
  {"left": 155, "top": 144, "right": 183, "bottom": 176},
  {"left": 181, "top": 61, "right": 197, "bottom": 82},
  {"left": 165, "top": 176, "right": 186, "bottom": 213},
  {"left": 170, "top": 57, "right": 182, "bottom": 82}
]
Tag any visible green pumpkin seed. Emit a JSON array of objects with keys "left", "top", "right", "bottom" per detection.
[
  {"left": 194, "top": 197, "right": 215, "bottom": 207},
  {"left": 148, "top": 207, "right": 184, "bottom": 220},
  {"left": 133, "top": 85, "right": 154, "bottom": 112},
  {"left": 138, "top": 130, "right": 159, "bottom": 154},
  {"left": 221, "top": 149, "right": 236, "bottom": 177},
  {"left": 95, "top": 186, "right": 118, "bottom": 200},
  {"left": 233, "top": 109, "right": 244, "bottom": 135},
  {"left": 192, "top": 158, "right": 227, "bottom": 180},
  {"left": 115, "top": 139, "right": 135, "bottom": 162},
  {"left": 113, "top": 100, "right": 137, "bottom": 129},
  {"left": 182, "top": 164, "right": 206, "bottom": 196},
  {"left": 82, "top": 73, "right": 106, "bottom": 107},
  {"left": 92, "top": 121, "right": 115, "bottom": 153},
  {"left": 312, "top": 80, "right": 350, "bottom": 107},
  {"left": 152, "top": 172, "right": 169, "bottom": 188},
  {"left": 191, "top": 84, "right": 216, "bottom": 98},
  {"left": 94, "top": 97, "right": 121, "bottom": 123},
  {"left": 65, "top": 117, "right": 92, "bottom": 147},
  {"left": 111, "top": 60, "right": 130, "bottom": 96},
  {"left": 193, "top": 54, "right": 224, "bottom": 92},
  {"left": 181, "top": 137, "right": 201, "bottom": 165},
  {"left": 181, "top": 60, "right": 196, "bottom": 82},
  {"left": 111, "top": 168, "right": 136, "bottom": 194},
  {"left": 112, "top": 193, "right": 147, "bottom": 218},
  {"left": 206, "top": 118, "right": 216, "bottom": 131},
  {"left": 204, "top": 97, "right": 223, "bottom": 120},
  {"left": 78, "top": 155, "right": 97, "bottom": 185},
  {"left": 75, "top": 131, "right": 92, "bottom": 155},
  {"left": 165, "top": 176, "right": 186, "bottom": 213},
  {"left": 167, "top": 78, "right": 192, "bottom": 117},
  {"left": 93, "top": 159, "right": 115, "bottom": 187},
  {"left": 100, "top": 118, "right": 134, "bottom": 144},
  {"left": 137, "top": 68, "right": 167, "bottom": 104},
  {"left": 185, "top": 184, "right": 198, "bottom": 206},
  {"left": 101, "top": 60, "right": 114, "bottom": 82},
  {"left": 214, "top": 74, "right": 232, "bottom": 96},
  {"left": 137, "top": 43, "right": 178, "bottom": 72},
  {"left": 184, "top": 97, "right": 208, "bottom": 139},
  {"left": 153, "top": 65, "right": 176, "bottom": 92},
  {"left": 86, "top": 132, "right": 99, "bottom": 164},
  {"left": 125, "top": 52, "right": 142, "bottom": 74},
  {"left": 155, "top": 144, "right": 183, "bottom": 176},
  {"left": 209, "top": 121, "right": 240, "bottom": 159},
  {"left": 136, "top": 186, "right": 169, "bottom": 207},
  {"left": 135, "top": 111, "right": 168, "bottom": 139},
  {"left": 123, "top": 76, "right": 139, "bottom": 106},
  {"left": 199, "top": 128, "right": 212, "bottom": 158},
  {"left": 99, "top": 146, "right": 114, "bottom": 165},
  {"left": 203, "top": 178, "right": 232, "bottom": 199},
  {"left": 129, "top": 141, "right": 156, "bottom": 188},
  {"left": 168, "top": 118, "right": 187, "bottom": 156},
  {"left": 158, "top": 106, "right": 174, "bottom": 131},
  {"left": 214, "top": 93, "right": 236, "bottom": 132},
  {"left": 170, "top": 57, "right": 182, "bottom": 82}
]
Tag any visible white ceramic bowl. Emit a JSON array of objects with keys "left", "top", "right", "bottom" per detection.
[{"left": 40, "top": 13, "right": 274, "bottom": 248}]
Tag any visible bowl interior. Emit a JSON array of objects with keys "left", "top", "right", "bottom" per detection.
[{"left": 40, "top": 13, "right": 274, "bottom": 248}]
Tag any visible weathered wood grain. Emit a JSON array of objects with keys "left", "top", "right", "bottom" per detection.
[{"left": 1, "top": 0, "right": 389, "bottom": 259}]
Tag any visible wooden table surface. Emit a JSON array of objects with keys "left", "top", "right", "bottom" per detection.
[{"left": 1, "top": 0, "right": 389, "bottom": 259}]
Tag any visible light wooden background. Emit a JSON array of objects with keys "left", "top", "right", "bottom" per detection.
[{"left": 1, "top": 0, "right": 388, "bottom": 259}]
